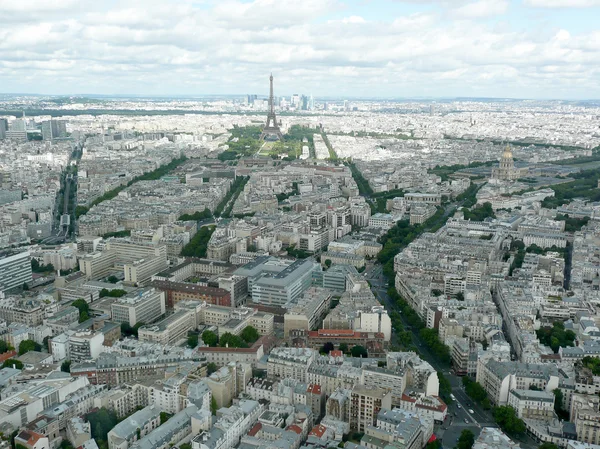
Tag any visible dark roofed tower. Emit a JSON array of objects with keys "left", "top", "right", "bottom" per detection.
[{"left": 260, "top": 74, "right": 283, "bottom": 141}]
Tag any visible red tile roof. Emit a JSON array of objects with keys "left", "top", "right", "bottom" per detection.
[
  {"left": 307, "top": 384, "right": 322, "bottom": 395},
  {"left": 248, "top": 422, "right": 262, "bottom": 436},
  {"left": 287, "top": 424, "right": 303, "bottom": 435},
  {"left": 309, "top": 425, "right": 327, "bottom": 437},
  {"left": 0, "top": 350, "right": 17, "bottom": 363}
]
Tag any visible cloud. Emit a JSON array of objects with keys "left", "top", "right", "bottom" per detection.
[
  {"left": 524, "top": 0, "right": 600, "bottom": 7},
  {"left": 450, "top": 0, "right": 509, "bottom": 18},
  {"left": 0, "top": 0, "right": 598, "bottom": 98}
]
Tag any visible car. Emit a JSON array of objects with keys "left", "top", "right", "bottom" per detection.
[
  {"left": 457, "top": 404, "right": 461, "bottom": 408},
  {"left": 469, "top": 409, "right": 475, "bottom": 414},
  {"left": 464, "top": 418, "right": 469, "bottom": 423}
]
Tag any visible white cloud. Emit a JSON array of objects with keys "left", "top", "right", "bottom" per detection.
[
  {"left": 450, "top": 0, "right": 509, "bottom": 18},
  {"left": 524, "top": 0, "right": 600, "bottom": 7},
  {"left": 0, "top": 0, "right": 598, "bottom": 98}
]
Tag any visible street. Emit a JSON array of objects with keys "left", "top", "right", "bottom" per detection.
[{"left": 363, "top": 261, "right": 540, "bottom": 449}]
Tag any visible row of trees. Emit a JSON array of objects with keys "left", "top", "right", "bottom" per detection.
[
  {"left": 286, "top": 244, "right": 311, "bottom": 259},
  {"left": 462, "top": 202, "right": 496, "bottom": 221},
  {"left": 77, "top": 156, "right": 188, "bottom": 217},
  {"left": 542, "top": 167, "right": 600, "bottom": 209},
  {"left": 462, "top": 377, "right": 529, "bottom": 436},
  {"left": 319, "top": 342, "right": 368, "bottom": 358},
  {"left": 180, "top": 225, "right": 216, "bottom": 258},
  {"left": 428, "top": 159, "right": 496, "bottom": 182},
  {"left": 213, "top": 176, "right": 249, "bottom": 217},
  {"left": 31, "top": 259, "right": 55, "bottom": 273},
  {"left": 199, "top": 326, "right": 260, "bottom": 349},
  {"left": 221, "top": 176, "right": 250, "bottom": 218},
  {"left": 99, "top": 288, "right": 127, "bottom": 298},
  {"left": 102, "top": 230, "right": 131, "bottom": 238},
  {"left": 347, "top": 162, "right": 374, "bottom": 196},
  {"left": 555, "top": 213, "right": 590, "bottom": 232},
  {"left": 178, "top": 208, "right": 212, "bottom": 221},
  {"left": 387, "top": 288, "right": 452, "bottom": 365}
]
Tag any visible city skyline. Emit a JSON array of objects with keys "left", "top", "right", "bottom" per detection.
[{"left": 1, "top": 0, "right": 600, "bottom": 99}]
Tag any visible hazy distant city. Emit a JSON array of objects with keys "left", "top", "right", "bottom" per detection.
[{"left": 2, "top": 1, "right": 600, "bottom": 449}]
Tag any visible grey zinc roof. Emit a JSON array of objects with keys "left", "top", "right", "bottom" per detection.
[
  {"left": 129, "top": 406, "right": 198, "bottom": 449},
  {"left": 109, "top": 405, "right": 161, "bottom": 440}
]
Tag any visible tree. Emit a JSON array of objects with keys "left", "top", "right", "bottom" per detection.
[
  {"left": 210, "top": 396, "right": 218, "bottom": 415},
  {"left": 18, "top": 339, "right": 41, "bottom": 355},
  {"left": 493, "top": 405, "right": 526, "bottom": 435},
  {"left": 240, "top": 326, "right": 259, "bottom": 344},
  {"left": 107, "top": 275, "right": 119, "bottom": 284},
  {"left": 72, "top": 298, "right": 91, "bottom": 322},
  {"left": 132, "top": 322, "right": 145, "bottom": 337},
  {"left": 339, "top": 343, "right": 349, "bottom": 354},
  {"left": 59, "top": 440, "right": 74, "bottom": 449},
  {"left": 553, "top": 388, "right": 568, "bottom": 420},
  {"left": 455, "top": 292, "right": 465, "bottom": 301},
  {"left": 462, "top": 377, "right": 488, "bottom": 403},
  {"left": 0, "top": 340, "right": 11, "bottom": 353},
  {"left": 2, "top": 359, "right": 23, "bottom": 370},
  {"left": 425, "top": 441, "right": 442, "bottom": 449},
  {"left": 320, "top": 342, "right": 335, "bottom": 354},
  {"left": 456, "top": 429, "right": 475, "bottom": 449},
  {"left": 42, "top": 336, "right": 51, "bottom": 352},
  {"left": 121, "top": 322, "right": 134, "bottom": 337},
  {"left": 538, "top": 444, "right": 560, "bottom": 449},
  {"left": 61, "top": 360, "right": 71, "bottom": 373},
  {"left": 188, "top": 334, "right": 199, "bottom": 349},
  {"left": 437, "top": 371, "right": 452, "bottom": 403},
  {"left": 219, "top": 333, "right": 248, "bottom": 348},
  {"left": 202, "top": 330, "right": 219, "bottom": 347},
  {"left": 325, "top": 259, "right": 332, "bottom": 268},
  {"left": 536, "top": 322, "right": 576, "bottom": 353},
  {"left": 207, "top": 362, "right": 218, "bottom": 375},
  {"left": 351, "top": 345, "right": 368, "bottom": 358},
  {"left": 87, "top": 407, "right": 118, "bottom": 441},
  {"left": 160, "top": 412, "right": 171, "bottom": 425}
]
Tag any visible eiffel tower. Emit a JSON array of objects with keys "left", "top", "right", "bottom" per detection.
[{"left": 259, "top": 74, "right": 283, "bottom": 141}]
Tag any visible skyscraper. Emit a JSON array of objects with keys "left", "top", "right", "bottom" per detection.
[
  {"left": 41, "top": 120, "right": 67, "bottom": 140},
  {"left": 0, "top": 118, "right": 7, "bottom": 140}
]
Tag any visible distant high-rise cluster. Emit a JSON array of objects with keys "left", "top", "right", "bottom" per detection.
[{"left": 42, "top": 119, "right": 67, "bottom": 141}]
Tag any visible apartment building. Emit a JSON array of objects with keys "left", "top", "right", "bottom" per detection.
[
  {"left": 476, "top": 359, "right": 560, "bottom": 406},
  {"left": 110, "top": 288, "right": 166, "bottom": 326},
  {"left": 68, "top": 331, "right": 104, "bottom": 362},
  {"left": 137, "top": 309, "right": 196, "bottom": 345},
  {"left": 0, "top": 296, "right": 44, "bottom": 326},
  {"left": 350, "top": 385, "right": 392, "bottom": 432},
  {"left": 0, "top": 251, "right": 33, "bottom": 292},
  {"left": 284, "top": 287, "right": 331, "bottom": 337},
  {"left": 267, "top": 347, "right": 317, "bottom": 383},
  {"left": 107, "top": 405, "right": 161, "bottom": 449}
]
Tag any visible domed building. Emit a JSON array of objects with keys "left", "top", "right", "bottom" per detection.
[{"left": 491, "top": 144, "right": 524, "bottom": 182}]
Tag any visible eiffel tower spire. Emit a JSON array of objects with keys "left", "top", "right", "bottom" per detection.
[{"left": 260, "top": 73, "right": 283, "bottom": 141}]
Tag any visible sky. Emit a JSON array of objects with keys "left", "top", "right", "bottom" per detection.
[{"left": 1, "top": 0, "right": 600, "bottom": 99}]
